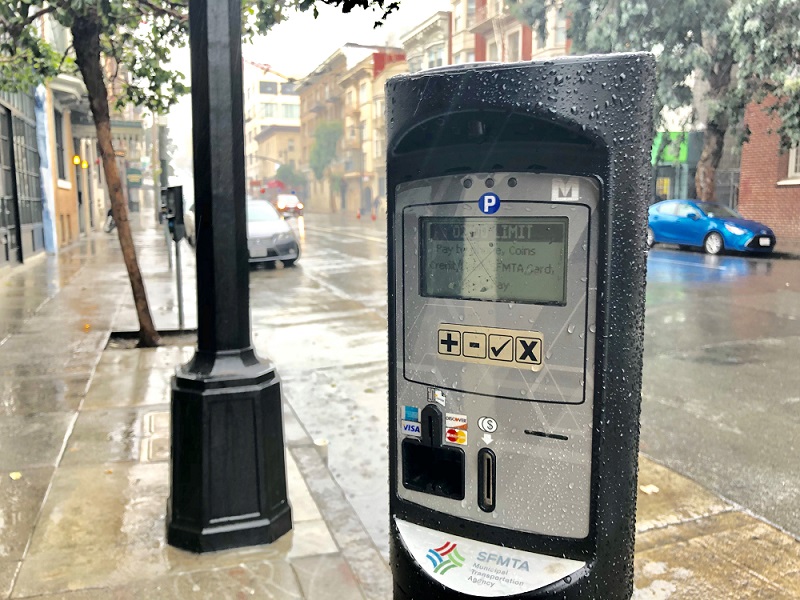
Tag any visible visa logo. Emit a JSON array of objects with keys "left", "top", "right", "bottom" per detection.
[{"left": 401, "top": 420, "right": 421, "bottom": 437}]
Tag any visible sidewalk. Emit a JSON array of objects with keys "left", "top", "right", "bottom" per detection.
[{"left": 0, "top": 220, "right": 798, "bottom": 599}]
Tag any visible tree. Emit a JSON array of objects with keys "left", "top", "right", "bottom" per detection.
[
  {"left": 0, "top": 0, "right": 398, "bottom": 346},
  {"left": 275, "top": 163, "right": 306, "bottom": 193},
  {"left": 510, "top": 0, "right": 800, "bottom": 202},
  {"left": 309, "top": 120, "right": 344, "bottom": 180}
]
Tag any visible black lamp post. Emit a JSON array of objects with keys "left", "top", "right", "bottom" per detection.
[{"left": 166, "top": 0, "right": 292, "bottom": 552}]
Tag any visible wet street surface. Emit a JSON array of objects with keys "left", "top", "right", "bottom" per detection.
[
  {"left": 643, "top": 246, "right": 800, "bottom": 537},
  {"left": 250, "top": 215, "right": 800, "bottom": 557}
]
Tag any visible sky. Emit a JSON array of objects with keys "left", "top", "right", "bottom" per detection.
[{"left": 168, "top": 0, "right": 451, "bottom": 170}]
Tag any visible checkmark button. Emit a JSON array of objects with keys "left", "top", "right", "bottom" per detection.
[{"left": 488, "top": 335, "right": 514, "bottom": 362}]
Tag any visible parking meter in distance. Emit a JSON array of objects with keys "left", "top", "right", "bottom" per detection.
[
  {"left": 386, "top": 54, "right": 655, "bottom": 599},
  {"left": 163, "top": 186, "right": 185, "bottom": 242}
]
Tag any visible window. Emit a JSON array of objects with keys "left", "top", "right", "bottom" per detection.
[
  {"left": 260, "top": 81, "right": 278, "bottom": 94},
  {"left": 374, "top": 132, "right": 385, "bottom": 158},
  {"left": 281, "top": 82, "right": 298, "bottom": 95},
  {"left": 466, "top": 0, "right": 475, "bottom": 24},
  {"left": 260, "top": 103, "right": 277, "bottom": 118},
  {"left": 467, "top": 51, "right": 475, "bottom": 62},
  {"left": 675, "top": 203, "right": 697, "bottom": 218},
  {"left": 657, "top": 202, "right": 677, "bottom": 215},
  {"left": 288, "top": 139, "right": 295, "bottom": 152},
  {"left": 408, "top": 57, "right": 423, "bottom": 72},
  {"left": 427, "top": 46, "right": 444, "bottom": 68},
  {"left": 54, "top": 109, "right": 66, "bottom": 180},
  {"left": 454, "top": 2, "right": 462, "bottom": 32},
  {"left": 507, "top": 32, "right": 520, "bottom": 61},
  {"left": 347, "top": 90, "right": 354, "bottom": 106},
  {"left": 487, "top": 42, "right": 498, "bottom": 62},
  {"left": 282, "top": 104, "right": 300, "bottom": 119},
  {"left": 533, "top": 26, "right": 545, "bottom": 50},
  {"left": 359, "top": 81, "right": 368, "bottom": 102},
  {"left": 655, "top": 176, "right": 671, "bottom": 199},
  {"left": 555, "top": 7, "right": 567, "bottom": 46},
  {"left": 789, "top": 147, "right": 800, "bottom": 179}
]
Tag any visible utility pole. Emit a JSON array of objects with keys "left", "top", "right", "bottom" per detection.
[{"left": 166, "top": 0, "right": 292, "bottom": 552}]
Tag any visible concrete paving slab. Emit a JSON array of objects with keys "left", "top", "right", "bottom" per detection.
[
  {"left": 95, "top": 346, "right": 193, "bottom": 373},
  {"left": 0, "top": 413, "right": 75, "bottom": 470},
  {"left": 634, "top": 512, "right": 799, "bottom": 599},
  {"left": 12, "top": 556, "right": 305, "bottom": 600},
  {"left": 0, "top": 376, "right": 86, "bottom": 417},
  {"left": 81, "top": 370, "right": 172, "bottom": 409},
  {"left": 0, "top": 561, "right": 18, "bottom": 600},
  {"left": 0, "top": 467, "right": 53, "bottom": 561},
  {"left": 292, "top": 554, "right": 366, "bottom": 600},
  {"left": 61, "top": 406, "right": 169, "bottom": 466}
]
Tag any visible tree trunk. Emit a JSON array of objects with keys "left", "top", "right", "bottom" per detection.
[
  {"left": 71, "top": 16, "right": 160, "bottom": 347},
  {"left": 695, "top": 121, "right": 725, "bottom": 202}
]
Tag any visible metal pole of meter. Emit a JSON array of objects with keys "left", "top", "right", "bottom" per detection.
[{"left": 174, "top": 238, "right": 184, "bottom": 330}]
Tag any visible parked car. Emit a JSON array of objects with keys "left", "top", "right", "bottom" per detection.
[
  {"left": 247, "top": 200, "right": 300, "bottom": 266},
  {"left": 274, "top": 193, "right": 304, "bottom": 217},
  {"left": 647, "top": 200, "right": 776, "bottom": 255}
]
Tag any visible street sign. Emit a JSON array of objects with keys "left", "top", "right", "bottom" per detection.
[{"left": 126, "top": 167, "right": 143, "bottom": 188}]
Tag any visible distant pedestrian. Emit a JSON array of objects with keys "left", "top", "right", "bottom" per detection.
[{"left": 104, "top": 208, "right": 116, "bottom": 233}]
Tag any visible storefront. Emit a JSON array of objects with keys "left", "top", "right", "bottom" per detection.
[{"left": 0, "top": 90, "right": 45, "bottom": 269}]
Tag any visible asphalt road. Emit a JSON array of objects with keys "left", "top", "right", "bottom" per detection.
[{"left": 249, "top": 213, "right": 800, "bottom": 559}]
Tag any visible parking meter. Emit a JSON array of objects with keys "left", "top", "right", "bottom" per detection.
[
  {"left": 162, "top": 185, "right": 185, "bottom": 242},
  {"left": 386, "top": 53, "right": 655, "bottom": 599}
]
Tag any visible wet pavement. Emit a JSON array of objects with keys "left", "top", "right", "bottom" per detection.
[{"left": 0, "top": 212, "right": 798, "bottom": 598}]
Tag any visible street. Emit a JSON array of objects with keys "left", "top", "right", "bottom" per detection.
[{"left": 249, "top": 213, "right": 800, "bottom": 559}]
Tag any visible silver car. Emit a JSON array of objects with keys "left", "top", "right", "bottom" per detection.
[{"left": 247, "top": 200, "right": 300, "bottom": 266}]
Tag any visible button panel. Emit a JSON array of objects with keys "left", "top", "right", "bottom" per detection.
[{"left": 436, "top": 324, "right": 544, "bottom": 371}]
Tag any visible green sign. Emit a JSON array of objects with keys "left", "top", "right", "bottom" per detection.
[
  {"left": 126, "top": 167, "right": 143, "bottom": 188},
  {"left": 651, "top": 132, "right": 689, "bottom": 165}
]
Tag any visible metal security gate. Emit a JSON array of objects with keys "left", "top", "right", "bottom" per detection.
[{"left": 0, "top": 106, "right": 21, "bottom": 265}]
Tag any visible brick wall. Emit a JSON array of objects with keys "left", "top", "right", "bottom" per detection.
[{"left": 739, "top": 101, "right": 800, "bottom": 243}]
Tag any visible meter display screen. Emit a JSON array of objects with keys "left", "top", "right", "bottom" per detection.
[{"left": 420, "top": 216, "right": 568, "bottom": 305}]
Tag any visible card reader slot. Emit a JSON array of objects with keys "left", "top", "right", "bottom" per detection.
[{"left": 477, "top": 448, "right": 496, "bottom": 513}]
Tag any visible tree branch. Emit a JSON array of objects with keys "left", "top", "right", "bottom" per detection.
[
  {"left": 23, "top": 4, "right": 58, "bottom": 27},
  {"left": 137, "top": 0, "right": 188, "bottom": 22}
]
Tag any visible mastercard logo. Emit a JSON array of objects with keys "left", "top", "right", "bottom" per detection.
[{"left": 446, "top": 429, "right": 467, "bottom": 445}]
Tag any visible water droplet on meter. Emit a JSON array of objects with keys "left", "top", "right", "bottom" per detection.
[{"left": 567, "top": 324, "right": 575, "bottom": 334}]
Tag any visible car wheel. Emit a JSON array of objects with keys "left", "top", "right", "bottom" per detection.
[
  {"left": 704, "top": 232, "right": 724, "bottom": 255},
  {"left": 283, "top": 259, "right": 297, "bottom": 268},
  {"left": 646, "top": 227, "right": 655, "bottom": 248}
]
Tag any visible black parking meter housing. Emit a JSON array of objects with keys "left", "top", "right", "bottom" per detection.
[
  {"left": 163, "top": 185, "right": 185, "bottom": 242},
  {"left": 387, "top": 53, "right": 655, "bottom": 599}
]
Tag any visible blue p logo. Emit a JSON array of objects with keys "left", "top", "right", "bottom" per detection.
[{"left": 478, "top": 193, "right": 500, "bottom": 214}]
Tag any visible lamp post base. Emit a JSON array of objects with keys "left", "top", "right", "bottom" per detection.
[{"left": 167, "top": 349, "right": 292, "bottom": 553}]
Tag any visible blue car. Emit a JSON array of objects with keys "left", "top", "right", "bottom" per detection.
[{"left": 647, "top": 200, "right": 776, "bottom": 255}]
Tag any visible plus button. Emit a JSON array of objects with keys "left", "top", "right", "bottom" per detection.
[{"left": 438, "top": 330, "right": 460, "bottom": 355}]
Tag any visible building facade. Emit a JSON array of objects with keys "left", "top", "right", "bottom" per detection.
[
  {"left": 0, "top": 89, "right": 46, "bottom": 269},
  {"left": 255, "top": 124, "right": 301, "bottom": 186},
  {"left": 402, "top": 12, "right": 451, "bottom": 73},
  {"left": 243, "top": 68, "right": 300, "bottom": 188},
  {"left": 738, "top": 101, "right": 800, "bottom": 243},
  {"left": 451, "top": 0, "right": 477, "bottom": 64},
  {"left": 470, "top": 0, "right": 568, "bottom": 62}
]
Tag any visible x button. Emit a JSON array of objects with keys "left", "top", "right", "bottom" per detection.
[{"left": 515, "top": 336, "right": 542, "bottom": 365}]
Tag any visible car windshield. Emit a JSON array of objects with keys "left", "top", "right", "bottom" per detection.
[
  {"left": 247, "top": 202, "right": 280, "bottom": 222},
  {"left": 697, "top": 202, "right": 741, "bottom": 219}
]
